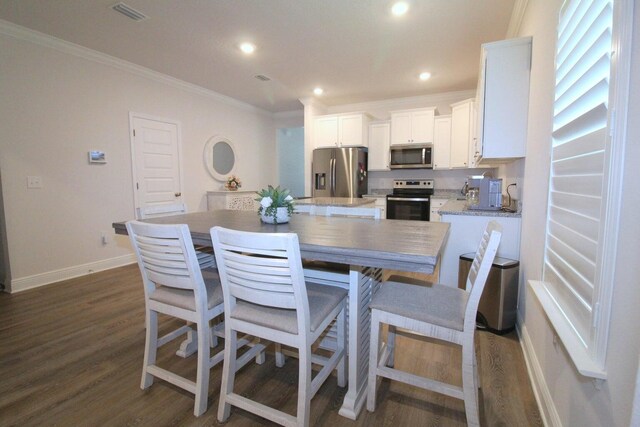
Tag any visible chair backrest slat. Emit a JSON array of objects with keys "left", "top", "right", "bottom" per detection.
[{"left": 138, "top": 202, "right": 187, "bottom": 219}]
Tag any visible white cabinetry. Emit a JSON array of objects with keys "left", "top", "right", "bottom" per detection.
[
  {"left": 475, "top": 37, "right": 531, "bottom": 163},
  {"left": 450, "top": 99, "right": 474, "bottom": 168},
  {"left": 390, "top": 107, "right": 437, "bottom": 145},
  {"left": 313, "top": 113, "right": 370, "bottom": 148},
  {"left": 368, "top": 122, "right": 390, "bottom": 171},
  {"left": 433, "top": 115, "right": 451, "bottom": 170},
  {"left": 429, "top": 198, "right": 448, "bottom": 222},
  {"left": 363, "top": 195, "right": 387, "bottom": 219},
  {"left": 207, "top": 191, "right": 257, "bottom": 211}
]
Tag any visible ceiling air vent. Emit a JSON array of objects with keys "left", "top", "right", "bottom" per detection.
[
  {"left": 254, "top": 75, "right": 271, "bottom": 82},
  {"left": 111, "top": 3, "right": 148, "bottom": 21}
]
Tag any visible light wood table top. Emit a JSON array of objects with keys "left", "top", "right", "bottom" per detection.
[{"left": 113, "top": 210, "right": 449, "bottom": 274}]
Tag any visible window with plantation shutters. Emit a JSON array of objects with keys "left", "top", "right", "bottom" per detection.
[{"left": 530, "top": 0, "right": 629, "bottom": 380}]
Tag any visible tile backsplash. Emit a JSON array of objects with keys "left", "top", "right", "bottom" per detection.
[{"left": 368, "top": 168, "right": 497, "bottom": 191}]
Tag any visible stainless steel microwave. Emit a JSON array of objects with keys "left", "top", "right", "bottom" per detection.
[{"left": 389, "top": 144, "right": 433, "bottom": 169}]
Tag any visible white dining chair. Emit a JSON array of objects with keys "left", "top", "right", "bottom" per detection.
[
  {"left": 366, "top": 221, "right": 502, "bottom": 427},
  {"left": 210, "top": 226, "right": 347, "bottom": 427},
  {"left": 126, "top": 221, "right": 264, "bottom": 416}
]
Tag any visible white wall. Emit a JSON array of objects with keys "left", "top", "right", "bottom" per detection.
[
  {"left": 0, "top": 26, "right": 277, "bottom": 291},
  {"left": 516, "top": 1, "right": 640, "bottom": 426},
  {"left": 277, "top": 127, "right": 305, "bottom": 197}
]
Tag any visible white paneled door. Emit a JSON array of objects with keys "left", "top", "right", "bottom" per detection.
[{"left": 130, "top": 115, "right": 183, "bottom": 219}]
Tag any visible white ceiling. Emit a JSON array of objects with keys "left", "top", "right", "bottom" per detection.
[{"left": 0, "top": 0, "right": 517, "bottom": 113}]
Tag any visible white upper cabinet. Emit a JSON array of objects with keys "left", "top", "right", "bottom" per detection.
[
  {"left": 433, "top": 115, "right": 451, "bottom": 170},
  {"left": 390, "top": 107, "right": 437, "bottom": 145},
  {"left": 313, "top": 113, "right": 370, "bottom": 148},
  {"left": 475, "top": 37, "right": 531, "bottom": 163},
  {"left": 368, "top": 122, "right": 391, "bottom": 171},
  {"left": 450, "top": 99, "right": 474, "bottom": 168}
]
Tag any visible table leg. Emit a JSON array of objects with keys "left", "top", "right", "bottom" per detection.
[{"left": 339, "top": 266, "right": 382, "bottom": 420}]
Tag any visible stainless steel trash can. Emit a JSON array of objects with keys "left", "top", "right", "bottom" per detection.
[{"left": 458, "top": 253, "right": 519, "bottom": 334}]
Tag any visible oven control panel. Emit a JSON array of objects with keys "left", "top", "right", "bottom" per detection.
[{"left": 393, "top": 179, "right": 434, "bottom": 189}]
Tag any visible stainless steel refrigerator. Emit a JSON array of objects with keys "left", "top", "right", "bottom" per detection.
[{"left": 312, "top": 147, "right": 368, "bottom": 198}]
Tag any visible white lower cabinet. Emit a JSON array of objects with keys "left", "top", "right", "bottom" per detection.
[
  {"left": 363, "top": 195, "right": 387, "bottom": 219},
  {"left": 429, "top": 198, "right": 448, "bottom": 222}
]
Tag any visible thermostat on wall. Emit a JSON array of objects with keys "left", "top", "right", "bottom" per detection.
[{"left": 88, "top": 151, "right": 106, "bottom": 164}]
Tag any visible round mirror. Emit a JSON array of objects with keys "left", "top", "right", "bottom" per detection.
[{"left": 204, "top": 136, "right": 236, "bottom": 181}]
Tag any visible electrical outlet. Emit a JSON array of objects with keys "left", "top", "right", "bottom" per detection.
[{"left": 27, "top": 176, "right": 43, "bottom": 189}]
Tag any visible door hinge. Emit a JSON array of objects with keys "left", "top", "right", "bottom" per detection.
[
  {"left": 136, "top": 182, "right": 139, "bottom": 190},
  {"left": 133, "top": 129, "right": 136, "bottom": 137}
]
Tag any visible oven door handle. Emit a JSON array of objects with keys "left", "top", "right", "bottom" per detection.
[{"left": 387, "top": 197, "right": 431, "bottom": 202}]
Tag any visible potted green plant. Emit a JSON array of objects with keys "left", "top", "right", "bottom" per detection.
[{"left": 256, "top": 185, "right": 295, "bottom": 224}]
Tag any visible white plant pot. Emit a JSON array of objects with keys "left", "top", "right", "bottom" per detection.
[{"left": 261, "top": 207, "right": 290, "bottom": 224}]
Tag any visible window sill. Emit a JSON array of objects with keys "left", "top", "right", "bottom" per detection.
[{"left": 528, "top": 280, "right": 607, "bottom": 380}]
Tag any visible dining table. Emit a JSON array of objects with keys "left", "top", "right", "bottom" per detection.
[{"left": 113, "top": 209, "right": 449, "bottom": 420}]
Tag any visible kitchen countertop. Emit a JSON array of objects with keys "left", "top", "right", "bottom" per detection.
[
  {"left": 439, "top": 199, "right": 522, "bottom": 218},
  {"left": 295, "top": 197, "right": 376, "bottom": 207}
]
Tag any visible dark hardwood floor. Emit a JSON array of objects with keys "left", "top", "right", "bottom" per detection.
[{"left": 0, "top": 264, "right": 542, "bottom": 426}]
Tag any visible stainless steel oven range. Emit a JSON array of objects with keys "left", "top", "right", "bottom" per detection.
[{"left": 386, "top": 179, "right": 434, "bottom": 221}]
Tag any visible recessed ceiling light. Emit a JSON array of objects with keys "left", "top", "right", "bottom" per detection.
[
  {"left": 419, "top": 72, "right": 431, "bottom": 81},
  {"left": 391, "top": 2, "right": 409, "bottom": 16},
  {"left": 239, "top": 42, "right": 255, "bottom": 54},
  {"left": 313, "top": 87, "right": 324, "bottom": 96}
]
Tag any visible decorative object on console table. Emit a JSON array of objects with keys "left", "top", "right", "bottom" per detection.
[
  {"left": 256, "top": 185, "right": 295, "bottom": 224},
  {"left": 224, "top": 175, "right": 241, "bottom": 191},
  {"left": 206, "top": 191, "right": 257, "bottom": 211}
]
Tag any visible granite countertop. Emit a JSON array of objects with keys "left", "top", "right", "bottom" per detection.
[
  {"left": 295, "top": 197, "right": 376, "bottom": 207},
  {"left": 439, "top": 199, "right": 522, "bottom": 218}
]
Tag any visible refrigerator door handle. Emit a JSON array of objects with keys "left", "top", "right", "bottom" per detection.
[{"left": 330, "top": 157, "right": 336, "bottom": 196}]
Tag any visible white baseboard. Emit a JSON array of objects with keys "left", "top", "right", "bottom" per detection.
[
  {"left": 517, "top": 318, "right": 562, "bottom": 427},
  {"left": 8, "top": 254, "right": 137, "bottom": 293}
]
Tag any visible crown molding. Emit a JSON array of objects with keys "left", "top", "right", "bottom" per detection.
[
  {"left": 273, "top": 109, "right": 304, "bottom": 119},
  {"left": 326, "top": 89, "right": 477, "bottom": 114},
  {"left": 0, "top": 19, "right": 273, "bottom": 117},
  {"left": 506, "top": 0, "right": 529, "bottom": 38}
]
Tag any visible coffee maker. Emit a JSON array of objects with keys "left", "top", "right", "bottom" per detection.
[{"left": 466, "top": 175, "right": 503, "bottom": 211}]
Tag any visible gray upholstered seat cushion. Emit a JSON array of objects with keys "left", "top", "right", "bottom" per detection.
[
  {"left": 230, "top": 283, "right": 348, "bottom": 334},
  {"left": 150, "top": 268, "right": 224, "bottom": 311},
  {"left": 370, "top": 281, "right": 469, "bottom": 331}
]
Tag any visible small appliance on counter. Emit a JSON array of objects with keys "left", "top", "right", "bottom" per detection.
[{"left": 466, "top": 175, "right": 502, "bottom": 211}]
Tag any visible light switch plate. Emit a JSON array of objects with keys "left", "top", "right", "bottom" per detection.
[{"left": 27, "top": 176, "right": 43, "bottom": 189}]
